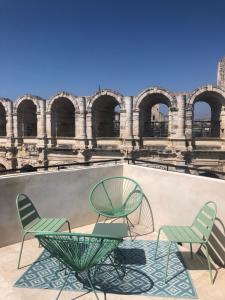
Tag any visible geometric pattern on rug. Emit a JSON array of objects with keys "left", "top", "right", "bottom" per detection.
[{"left": 14, "top": 240, "right": 198, "bottom": 299}]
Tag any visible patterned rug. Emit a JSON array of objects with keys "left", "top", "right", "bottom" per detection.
[{"left": 14, "top": 240, "right": 198, "bottom": 298}]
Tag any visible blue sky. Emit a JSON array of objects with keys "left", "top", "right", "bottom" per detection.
[{"left": 0, "top": 0, "right": 225, "bottom": 101}]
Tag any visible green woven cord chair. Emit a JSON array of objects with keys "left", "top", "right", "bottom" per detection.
[
  {"left": 89, "top": 176, "right": 144, "bottom": 238},
  {"left": 155, "top": 201, "right": 217, "bottom": 284},
  {"left": 16, "top": 193, "right": 71, "bottom": 269},
  {"left": 36, "top": 232, "right": 123, "bottom": 300}
]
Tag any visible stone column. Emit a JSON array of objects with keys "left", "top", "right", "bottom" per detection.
[
  {"left": 77, "top": 97, "right": 86, "bottom": 139},
  {"left": 185, "top": 104, "right": 193, "bottom": 139},
  {"left": 176, "top": 95, "right": 186, "bottom": 139},
  {"left": 220, "top": 107, "right": 225, "bottom": 139},
  {"left": 86, "top": 111, "right": 93, "bottom": 148},
  {"left": 13, "top": 102, "right": 21, "bottom": 146},
  {"left": 124, "top": 96, "right": 133, "bottom": 138},
  {"left": 46, "top": 111, "right": 53, "bottom": 147},
  {"left": 37, "top": 100, "right": 46, "bottom": 147},
  {"left": 168, "top": 109, "right": 172, "bottom": 138},
  {"left": 6, "top": 101, "right": 14, "bottom": 147},
  {"left": 7, "top": 101, "right": 13, "bottom": 138},
  {"left": 76, "top": 97, "right": 87, "bottom": 151}
]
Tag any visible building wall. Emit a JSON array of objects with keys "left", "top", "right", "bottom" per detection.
[{"left": 0, "top": 58, "right": 225, "bottom": 171}]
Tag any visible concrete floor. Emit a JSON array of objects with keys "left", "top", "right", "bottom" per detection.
[{"left": 0, "top": 224, "right": 224, "bottom": 300}]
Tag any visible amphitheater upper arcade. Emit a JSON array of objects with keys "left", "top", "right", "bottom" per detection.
[{"left": 0, "top": 56, "right": 225, "bottom": 170}]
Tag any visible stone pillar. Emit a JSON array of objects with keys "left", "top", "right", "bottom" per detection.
[
  {"left": 217, "top": 56, "right": 225, "bottom": 89},
  {"left": 124, "top": 96, "right": 133, "bottom": 138},
  {"left": 6, "top": 101, "right": 14, "bottom": 147},
  {"left": 46, "top": 111, "right": 53, "bottom": 147},
  {"left": 77, "top": 97, "right": 86, "bottom": 139},
  {"left": 37, "top": 100, "right": 46, "bottom": 148},
  {"left": 7, "top": 101, "right": 13, "bottom": 138},
  {"left": 13, "top": 103, "right": 21, "bottom": 146},
  {"left": 220, "top": 107, "right": 225, "bottom": 139},
  {"left": 176, "top": 95, "right": 186, "bottom": 139},
  {"left": 133, "top": 110, "right": 139, "bottom": 138},
  {"left": 77, "top": 97, "right": 87, "bottom": 150},
  {"left": 168, "top": 109, "right": 172, "bottom": 138},
  {"left": 86, "top": 111, "right": 93, "bottom": 148},
  {"left": 185, "top": 103, "right": 193, "bottom": 151}
]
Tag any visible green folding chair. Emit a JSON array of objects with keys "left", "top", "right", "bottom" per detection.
[
  {"left": 89, "top": 176, "right": 144, "bottom": 238},
  {"left": 16, "top": 193, "right": 71, "bottom": 269},
  {"left": 36, "top": 232, "right": 124, "bottom": 300},
  {"left": 155, "top": 201, "right": 217, "bottom": 284}
]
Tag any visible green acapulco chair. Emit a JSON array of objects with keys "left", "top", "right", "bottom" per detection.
[
  {"left": 36, "top": 232, "right": 124, "bottom": 300},
  {"left": 89, "top": 176, "right": 144, "bottom": 239},
  {"left": 16, "top": 193, "right": 71, "bottom": 269},
  {"left": 155, "top": 201, "right": 217, "bottom": 284}
]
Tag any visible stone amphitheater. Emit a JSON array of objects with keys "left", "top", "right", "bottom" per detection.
[{"left": 0, "top": 57, "right": 225, "bottom": 172}]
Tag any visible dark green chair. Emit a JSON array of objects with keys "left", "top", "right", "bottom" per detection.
[
  {"left": 89, "top": 176, "right": 144, "bottom": 238},
  {"left": 36, "top": 232, "right": 123, "bottom": 300},
  {"left": 16, "top": 193, "right": 71, "bottom": 269},
  {"left": 155, "top": 201, "right": 217, "bottom": 284}
]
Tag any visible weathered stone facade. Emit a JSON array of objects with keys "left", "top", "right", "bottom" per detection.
[{"left": 0, "top": 57, "right": 225, "bottom": 172}]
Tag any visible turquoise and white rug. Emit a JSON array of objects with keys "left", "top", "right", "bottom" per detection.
[{"left": 14, "top": 240, "right": 198, "bottom": 298}]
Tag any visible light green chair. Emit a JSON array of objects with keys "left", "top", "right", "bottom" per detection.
[
  {"left": 155, "top": 201, "right": 217, "bottom": 284},
  {"left": 89, "top": 176, "right": 144, "bottom": 238},
  {"left": 16, "top": 193, "right": 71, "bottom": 269},
  {"left": 36, "top": 232, "right": 124, "bottom": 300}
]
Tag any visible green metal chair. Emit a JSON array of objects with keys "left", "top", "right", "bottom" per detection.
[
  {"left": 155, "top": 201, "right": 217, "bottom": 284},
  {"left": 36, "top": 232, "right": 123, "bottom": 300},
  {"left": 89, "top": 176, "right": 144, "bottom": 238},
  {"left": 16, "top": 193, "right": 71, "bottom": 269}
]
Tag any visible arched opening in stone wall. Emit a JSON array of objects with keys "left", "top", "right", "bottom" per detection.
[
  {"left": 51, "top": 98, "right": 75, "bottom": 137},
  {"left": 0, "top": 103, "right": 6, "bottom": 136},
  {"left": 92, "top": 96, "right": 120, "bottom": 138},
  {"left": 192, "top": 92, "right": 221, "bottom": 138},
  {"left": 0, "top": 163, "right": 6, "bottom": 171},
  {"left": 20, "top": 164, "right": 37, "bottom": 173},
  {"left": 139, "top": 94, "right": 169, "bottom": 137},
  {"left": 17, "top": 100, "right": 37, "bottom": 137}
]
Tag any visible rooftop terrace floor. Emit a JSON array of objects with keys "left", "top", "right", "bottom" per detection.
[{"left": 1, "top": 224, "right": 225, "bottom": 300}]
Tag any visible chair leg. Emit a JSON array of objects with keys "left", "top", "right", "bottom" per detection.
[
  {"left": 165, "top": 241, "right": 172, "bottom": 283},
  {"left": 190, "top": 243, "right": 193, "bottom": 259},
  {"left": 87, "top": 271, "right": 100, "bottom": 300},
  {"left": 125, "top": 216, "right": 133, "bottom": 240},
  {"left": 17, "top": 232, "right": 28, "bottom": 269},
  {"left": 204, "top": 244, "right": 213, "bottom": 284},
  {"left": 154, "top": 227, "right": 162, "bottom": 260},
  {"left": 56, "top": 269, "right": 72, "bottom": 300},
  {"left": 66, "top": 220, "right": 71, "bottom": 232},
  {"left": 96, "top": 214, "right": 101, "bottom": 224}
]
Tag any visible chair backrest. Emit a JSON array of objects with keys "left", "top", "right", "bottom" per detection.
[
  {"left": 89, "top": 176, "right": 144, "bottom": 217},
  {"left": 192, "top": 201, "right": 217, "bottom": 241},
  {"left": 36, "top": 232, "right": 122, "bottom": 272},
  {"left": 16, "top": 193, "right": 40, "bottom": 230}
]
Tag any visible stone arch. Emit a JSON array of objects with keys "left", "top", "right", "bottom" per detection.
[
  {"left": 48, "top": 92, "right": 77, "bottom": 137},
  {"left": 135, "top": 87, "right": 176, "bottom": 137},
  {"left": 89, "top": 90, "right": 123, "bottom": 138},
  {"left": 188, "top": 85, "right": 225, "bottom": 107},
  {"left": 47, "top": 92, "right": 79, "bottom": 113},
  {"left": 188, "top": 86, "right": 225, "bottom": 138},
  {"left": 15, "top": 95, "right": 42, "bottom": 114},
  {"left": 16, "top": 96, "right": 40, "bottom": 137},
  {"left": 134, "top": 87, "right": 177, "bottom": 110},
  {"left": 87, "top": 89, "right": 124, "bottom": 111}
]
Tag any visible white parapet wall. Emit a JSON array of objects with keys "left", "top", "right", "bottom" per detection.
[
  {"left": 123, "top": 164, "right": 225, "bottom": 231},
  {"left": 0, "top": 164, "right": 123, "bottom": 247},
  {"left": 0, "top": 163, "right": 225, "bottom": 256}
]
